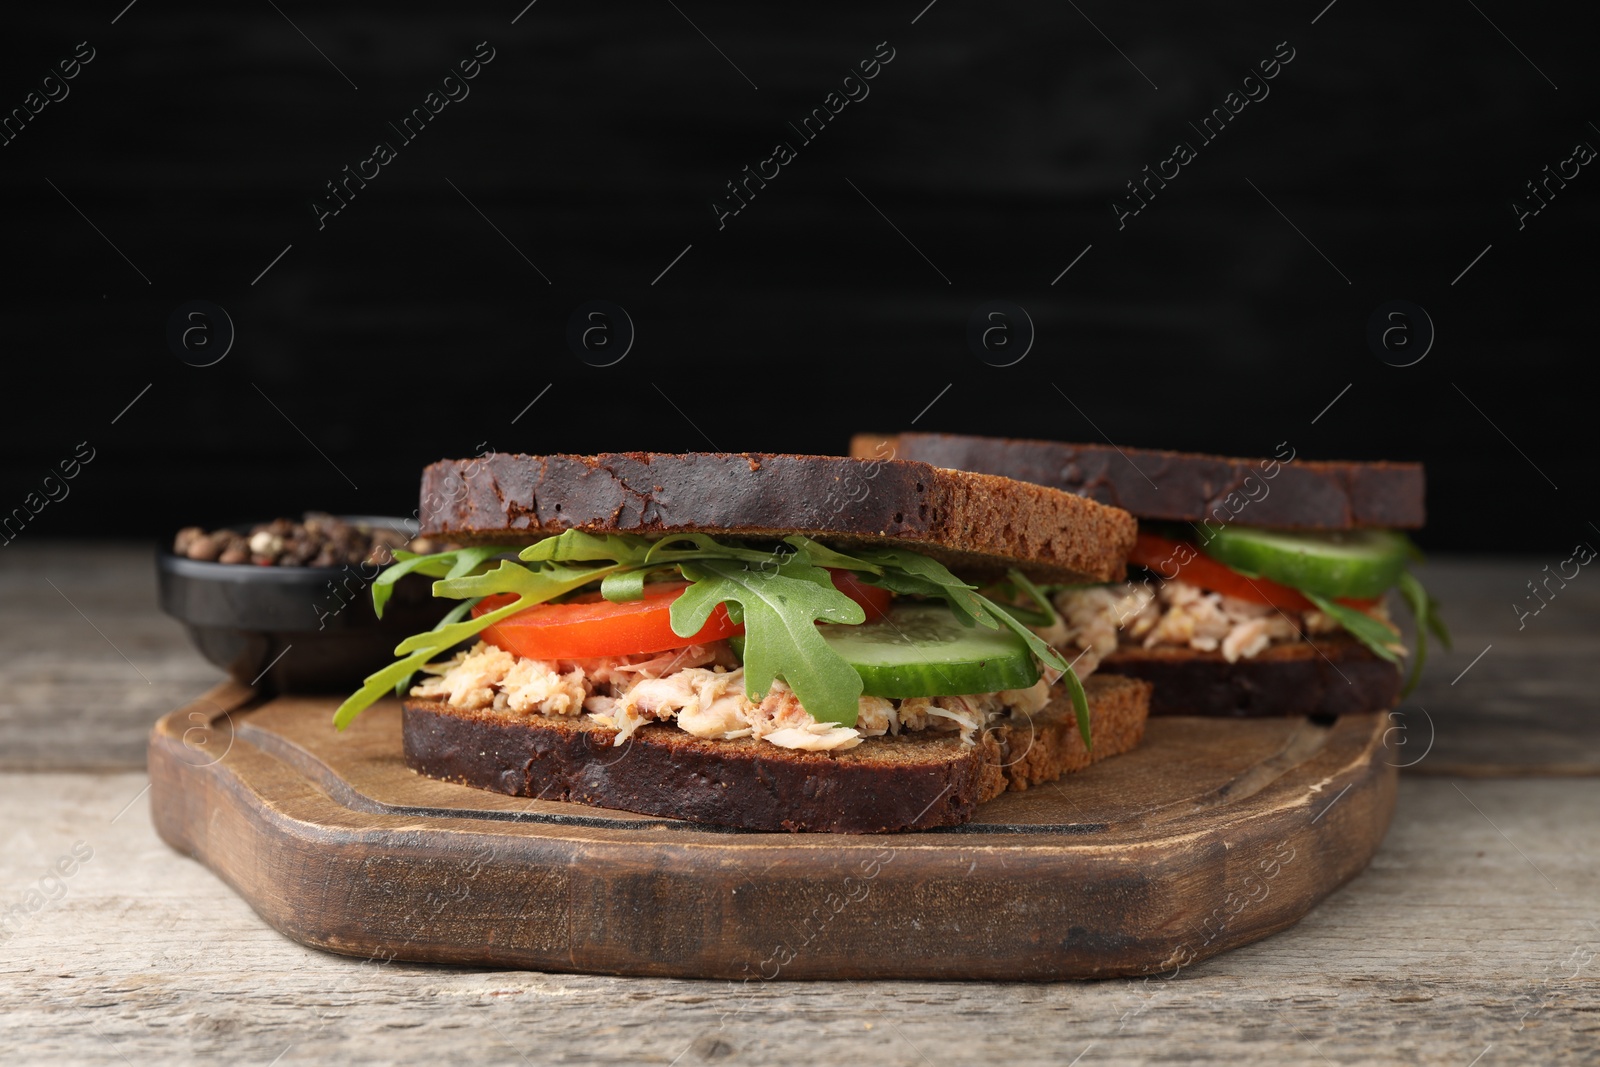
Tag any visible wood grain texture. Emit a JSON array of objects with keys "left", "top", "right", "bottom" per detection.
[
  {"left": 1401, "top": 555, "right": 1600, "bottom": 777},
  {"left": 146, "top": 683, "right": 1396, "bottom": 979},
  {"left": 3, "top": 772, "right": 1596, "bottom": 1065},
  {"left": 0, "top": 542, "right": 226, "bottom": 771}
]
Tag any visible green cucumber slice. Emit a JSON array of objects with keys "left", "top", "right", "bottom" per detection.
[
  {"left": 817, "top": 603, "right": 1040, "bottom": 699},
  {"left": 1199, "top": 526, "right": 1411, "bottom": 599}
]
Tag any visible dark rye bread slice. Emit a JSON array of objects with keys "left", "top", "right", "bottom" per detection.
[
  {"left": 852, "top": 433, "right": 1424, "bottom": 530},
  {"left": 417, "top": 452, "right": 1135, "bottom": 584},
  {"left": 401, "top": 675, "right": 1151, "bottom": 833},
  {"left": 1102, "top": 633, "right": 1401, "bottom": 718}
]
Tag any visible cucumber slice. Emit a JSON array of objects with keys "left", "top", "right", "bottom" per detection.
[
  {"left": 1200, "top": 526, "right": 1411, "bottom": 599},
  {"left": 818, "top": 603, "right": 1040, "bottom": 698}
]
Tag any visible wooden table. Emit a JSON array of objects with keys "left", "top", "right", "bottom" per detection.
[{"left": 3, "top": 544, "right": 1596, "bottom": 1065}]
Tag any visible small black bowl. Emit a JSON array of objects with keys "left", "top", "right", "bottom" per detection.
[{"left": 157, "top": 516, "right": 455, "bottom": 693}]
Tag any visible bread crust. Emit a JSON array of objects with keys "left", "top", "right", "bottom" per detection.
[
  {"left": 417, "top": 451, "right": 1136, "bottom": 584},
  {"left": 1102, "top": 634, "right": 1401, "bottom": 717},
  {"left": 855, "top": 433, "right": 1425, "bottom": 530},
  {"left": 401, "top": 675, "right": 1151, "bottom": 833}
]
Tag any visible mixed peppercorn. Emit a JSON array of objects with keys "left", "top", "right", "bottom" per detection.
[{"left": 173, "top": 514, "right": 443, "bottom": 568}]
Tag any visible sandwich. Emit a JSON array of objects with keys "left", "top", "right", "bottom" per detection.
[
  {"left": 851, "top": 433, "right": 1449, "bottom": 718},
  {"left": 333, "top": 451, "right": 1151, "bottom": 832}
]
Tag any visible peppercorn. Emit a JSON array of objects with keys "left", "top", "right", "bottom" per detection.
[{"left": 173, "top": 515, "right": 452, "bottom": 567}]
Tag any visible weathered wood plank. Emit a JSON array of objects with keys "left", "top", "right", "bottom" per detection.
[
  {"left": 1403, "top": 558, "right": 1600, "bottom": 776},
  {"left": 1, "top": 773, "right": 1594, "bottom": 1064},
  {"left": 0, "top": 542, "right": 226, "bottom": 771}
]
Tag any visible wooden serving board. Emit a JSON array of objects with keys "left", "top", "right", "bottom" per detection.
[{"left": 149, "top": 683, "right": 1397, "bottom": 980}]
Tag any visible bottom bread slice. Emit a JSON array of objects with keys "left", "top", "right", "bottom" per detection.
[
  {"left": 1103, "top": 633, "right": 1401, "bottom": 717},
  {"left": 402, "top": 674, "right": 1151, "bottom": 833}
]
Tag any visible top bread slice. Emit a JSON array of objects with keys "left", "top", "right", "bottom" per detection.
[
  {"left": 418, "top": 451, "right": 1136, "bottom": 584},
  {"left": 853, "top": 433, "right": 1424, "bottom": 530}
]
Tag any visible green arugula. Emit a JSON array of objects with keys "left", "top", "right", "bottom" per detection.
[
  {"left": 521, "top": 530, "right": 652, "bottom": 566},
  {"left": 370, "top": 544, "right": 519, "bottom": 617},
  {"left": 778, "top": 535, "right": 880, "bottom": 573},
  {"left": 1001, "top": 568, "right": 1062, "bottom": 630},
  {"left": 673, "top": 557, "right": 865, "bottom": 725},
  {"left": 334, "top": 529, "right": 1096, "bottom": 748},
  {"left": 848, "top": 547, "right": 990, "bottom": 624},
  {"left": 1304, "top": 592, "right": 1405, "bottom": 666},
  {"left": 1395, "top": 571, "right": 1451, "bottom": 696}
]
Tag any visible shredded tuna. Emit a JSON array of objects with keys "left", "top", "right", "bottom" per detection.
[
  {"left": 570, "top": 643, "right": 734, "bottom": 688},
  {"left": 613, "top": 666, "right": 750, "bottom": 742},
  {"left": 1052, "top": 579, "right": 1398, "bottom": 663},
  {"left": 762, "top": 723, "right": 864, "bottom": 751},
  {"left": 410, "top": 639, "right": 1042, "bottom": 753},
  {"left": 411, "top": 643, "right": 518, "bottom": 709},
  {"left": 854, "top": 695, "right": 897, "bottom": 737},
  {"left": 999, "top": 677, "right": 1052, "bottom": 716},
  {"left": 1046, "top": 584, "right": 1159, "bottom": 674}
]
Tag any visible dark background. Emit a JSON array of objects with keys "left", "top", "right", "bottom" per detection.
[{"left": 1, "top": 1, "right": 1591, "bottom": 552}]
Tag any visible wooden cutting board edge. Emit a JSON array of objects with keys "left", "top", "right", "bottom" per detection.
[{"left": 148, "top": 683, "right": 1397, "bottom": 981}]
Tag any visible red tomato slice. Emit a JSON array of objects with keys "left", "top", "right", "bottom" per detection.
[
  {"left": 472, "top": 582, "right": 737, "bottom": 660},
  {"left": 827, "top": 568, "right": 893, "bottom": 622},
  {"left": 472, "top": 568, "right": 893, "bottom": 660},
  {"left": 1128, "top": 532, "right": 1379, "bottom": 614}
]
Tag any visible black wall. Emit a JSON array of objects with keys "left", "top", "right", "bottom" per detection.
[{"left": 2, "top": 1, "right": 1593, "bottom": 551}]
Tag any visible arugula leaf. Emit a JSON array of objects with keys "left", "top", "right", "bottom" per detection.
[
  {"left": 370, "top": 545, "right": 518, "bottom": 618},
  {"left": 984, "top": 600, "right": 1053, "bottom": 628},
  {"left": 428, "top": 559, "right": 607, "bottom": 612},
  {"left": 780, "top": 535, "right": 882, "bottom": 574},
  {"left": 1395, "top": 571, "right": 1450, "bottom": 696},
  {"left": 519, "top": 530, "right": 653, "bottom": 565},
  {"left": 1058, "top": 653, "right": 1092, "bottom": 752},
  {"left": 335, "top": 647, "right": 445, "bottom": 730},
  {"left": 673, "top": 558, "right": 866, "bottom": 725},
  {"left": 851, "top": 547, "right": 990, "bottom": 626},
  {"left": 861, "top": 567, "right": 957, "bottom": 600},
  {"left": 847, "top": 550, "right": 1069, "bottom": 671},
  {"left": 973, "top": 593, "right": 1070, "bottom": 674},
  {"left": 392, "top": 596, "right": 482, "bottom": 697},
  {"left": 443, "top": 546, "right": 515, "bottom": 580},
  {"left": 1005, "top": 568, "right": 1061, "bottom": 630},
  {"left": 1305, "top": 592, "right": 1403, "bottom": 665},
  {"left": 600, "top": 567, "right": 649, "bottom": 603},
  {"left": 643, "top": 533, "right": 783, "bottom": 566},
  {"left": 1427, "top": 605, "right": 1452, "bottom": 648},
  {"left": 1008, "top": 570, "right": 1057, "bottom": 623}
]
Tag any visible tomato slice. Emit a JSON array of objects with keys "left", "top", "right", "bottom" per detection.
[
  {"left": 828, "top": 568, "right": 893, "bottom": 622},
  {"left": 472, "top": 568, "right": 894, "bottom": 660},
  {"left": 1128, "top": 532, "right": 1379, "bottom": 614},
  {"left": 473, "top": 582, "right": 738, "bottom": 660}
]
